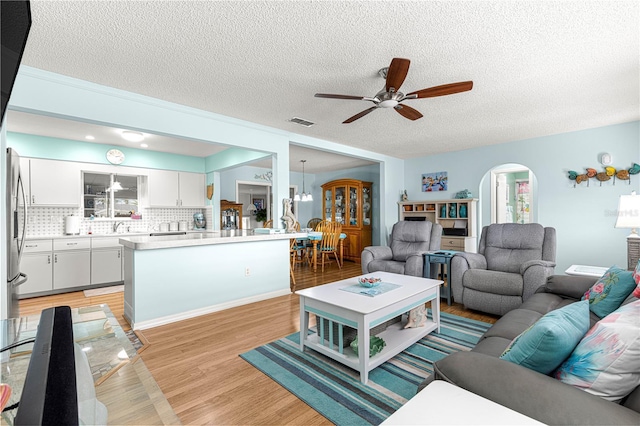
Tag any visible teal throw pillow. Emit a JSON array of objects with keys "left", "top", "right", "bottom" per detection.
[
  {"left": 582, "top": 265, "right": 637, "bottom": 318},
  {"left": 500, "top": 300, "right": 590, "bottom": 375}
]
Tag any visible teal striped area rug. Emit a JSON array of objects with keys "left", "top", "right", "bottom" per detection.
[{"left": 240, "top": 311, "right": 491, "bottom": 425}]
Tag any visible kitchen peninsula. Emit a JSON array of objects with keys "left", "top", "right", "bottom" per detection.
[{"left": 119, "top": 230, "right": 303, "bottom": 329}]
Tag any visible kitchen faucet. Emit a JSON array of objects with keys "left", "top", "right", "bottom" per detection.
[{"left": 113, "top": 221, "right": 124, "bottom": 233}]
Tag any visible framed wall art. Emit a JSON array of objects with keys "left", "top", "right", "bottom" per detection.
[
  {"left": 252, "top": 198, "right": 265, "bottom": 210},
  {"left": 422, "top": 171, "right": 448, "bottom": 192}
]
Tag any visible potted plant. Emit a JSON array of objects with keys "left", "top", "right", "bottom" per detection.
[{"left": 255, "top": 208, "right": 267, "bottom": 225}]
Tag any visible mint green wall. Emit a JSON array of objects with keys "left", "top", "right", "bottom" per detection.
[
  {"left": 404, "top": 121, "right": 640, "bottom": 273},
  {"left": 205, "top": 148, "right": 270, "bottom": 172},
  {"left": 7, "top": 132, "right": 205, "bottom": 172}
]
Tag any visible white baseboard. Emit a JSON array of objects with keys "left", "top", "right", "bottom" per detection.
[{"left": 131, "top": 288, "right": 292, "bottom": 330}]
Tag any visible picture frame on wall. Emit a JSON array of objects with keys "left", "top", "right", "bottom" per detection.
[
  {"left": 422, "top": 171, "right": 448, "bottom": 192},
  {"left": 252, "top": 198, "right": 264, "bottom": 209}
]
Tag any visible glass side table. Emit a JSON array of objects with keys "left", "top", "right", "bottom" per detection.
[
  {"left": 423, "top": 251, "right": 460, "bottom": 305},
  {"left": 0, "top": 304, "right": 180, "bottom": 425}
]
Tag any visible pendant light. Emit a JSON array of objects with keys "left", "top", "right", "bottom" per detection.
[{"left": 294, "top": 160, "right": 313, "bottom": 202}]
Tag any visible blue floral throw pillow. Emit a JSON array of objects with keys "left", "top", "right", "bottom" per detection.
[
  {"left": 500, "top": 300, "right": 590, "bottom": 375},
  {"left": 582, "top": 265, "right": 636, "bottom": 318}
]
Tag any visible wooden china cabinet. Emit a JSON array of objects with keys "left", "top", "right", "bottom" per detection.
[{"left": 321, "top": 179, "right": 372, "bottom": 263}]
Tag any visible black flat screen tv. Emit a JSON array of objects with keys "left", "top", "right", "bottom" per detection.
[
  {"left": 1, "top": 0, "right": 32, "bottom": 122},
  {"left": 14, "top": 306, "right": 79, "bottom": 426}
]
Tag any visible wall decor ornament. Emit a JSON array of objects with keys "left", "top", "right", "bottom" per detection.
[
  {"left": 422, "top": 171, "right": 448, "bottom": 192},
  {"left": 568, "top": 163, "right": 638, "bottom": 187},
  {"left": 455, "top": 189, "right": 473, "bottom": 199}
]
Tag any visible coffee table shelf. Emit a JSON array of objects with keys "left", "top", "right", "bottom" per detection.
[
  {"left": 304, "top": 320, "right": 438, "bottom": 372},
  {"left": 297, "top": 271, "right": 442, "bottom": 384}
]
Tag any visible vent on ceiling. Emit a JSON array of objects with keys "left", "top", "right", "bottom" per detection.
[{"left": 289, "top": 117, "right": 315, "bottom": 127}]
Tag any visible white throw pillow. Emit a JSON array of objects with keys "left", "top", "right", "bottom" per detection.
[{"left": 554, "top": 300, "right": 640, "bottom": 402}]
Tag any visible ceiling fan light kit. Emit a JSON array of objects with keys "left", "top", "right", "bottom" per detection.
[{"left": 315, "top": 57, "right": 473, "bottom": 123}]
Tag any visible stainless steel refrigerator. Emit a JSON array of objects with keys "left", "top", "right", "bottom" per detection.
[{"left": 6, "top": 147, "right": 27, "bottom": 319}]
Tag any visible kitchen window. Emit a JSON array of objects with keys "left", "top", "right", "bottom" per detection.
[{"left": 83, "top": 172, "right": 139, "bottom": 219}]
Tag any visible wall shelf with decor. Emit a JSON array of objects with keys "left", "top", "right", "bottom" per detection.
[
  {"left": 321, "top": 179, "right": 372, "bottom": 263},
  {"left": 398, "top": 199, "right": 478, "bottom": 252}
]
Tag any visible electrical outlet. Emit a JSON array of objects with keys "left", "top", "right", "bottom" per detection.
[{"left": 245, "top": 267, "right": 251, "bottom": 276}]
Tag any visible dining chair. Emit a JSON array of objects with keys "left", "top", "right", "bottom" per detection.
[
  {"left": 307, "top": 217, "right": 323, "bottom": 230},
  {"left": 289, "top": 238, "right": 297, "bottom": 291},
  {"left": 316, "top": 222, "right": 343, "bottom": 272},
  {"left": 292, "top": 221, "right": 310, "bottom": 267}
]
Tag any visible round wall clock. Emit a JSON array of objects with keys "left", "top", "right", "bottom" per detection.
[{"left": 106, "top": 149, "right": 125, "bottom": 165}]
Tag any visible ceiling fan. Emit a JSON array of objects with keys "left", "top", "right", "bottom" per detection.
[{"left": 315, "top": 58, "right": 473, "bottom": 124}]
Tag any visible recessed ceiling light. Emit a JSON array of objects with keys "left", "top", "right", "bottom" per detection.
[
  {"left": 122, "top": 130, "right": 144, "bottom": 142},
  {"left": 85, "top": 135, "right": 95, "bottom": 140},
  {"left": 140, "top": 143, "right": 148, "bottom": 148}
]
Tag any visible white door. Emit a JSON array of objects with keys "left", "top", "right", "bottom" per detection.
[
  {"left": 53, "top": 251, "right": 91, "bottom": 289},
  {"left": 19, "top": 254, "right": 53, "bottom": 295},
  {"left": 490, "top": 165, "right": 535, "bottom": 224}
]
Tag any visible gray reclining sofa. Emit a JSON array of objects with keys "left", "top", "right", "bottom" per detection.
[{"left": 420, "top": 274, "right": 640, "bottom": 425}]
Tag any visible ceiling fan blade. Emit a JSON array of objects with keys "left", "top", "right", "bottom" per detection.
[
  {"left": 343, "top": 106, "right": 378, "bottom": 124},
  {"left": 394, "top": 104, "right": 423, "bottom": 121},
  {"left": 385, "top": 58, "right": 410, "bottom": 92},
  {"left": 407, "top": 81, "right": 473, "bottom": 98},
  {"left": 315, "top": 93, "right": 366, "bottom": 100}
]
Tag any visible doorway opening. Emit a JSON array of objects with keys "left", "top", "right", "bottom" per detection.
[
  {"left": 235, "top": 181, "right": 298, "bottom": 229},
  {"left": 490, "top": 165, "right": 535, "bottom": 224}
]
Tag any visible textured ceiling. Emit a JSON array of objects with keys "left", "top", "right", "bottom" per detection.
[{"left": 12, "top": 0, "right": 640, "bottom": 163}]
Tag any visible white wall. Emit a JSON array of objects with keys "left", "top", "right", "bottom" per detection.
[{"left": 404, "top": 121, "right": 640, "bottom": 273}]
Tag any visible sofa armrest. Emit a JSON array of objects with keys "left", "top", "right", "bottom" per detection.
[
  {"left": 453, "top": 251, "right": 487, "bottom": 270},
  {"left": 536, "top": 274, "right": 598, "bottom": 299},
  {"left": 405, "top": 252, "right": 427, "bottom": 277},
  {"left": 433, "top": 351, "right": 640, "bottom": 425},
  {"left": 362, "top": 246, "right": 393, "bottom": 261},
  {"left": 520, "top": 260, "right": 557, "bottom": 300},
  {"left": 361, "top": 246, "right": 393, "bottom": 274}
]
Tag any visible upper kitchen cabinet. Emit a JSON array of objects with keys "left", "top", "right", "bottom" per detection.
[
  {"left": 147, "top": 169, "right": 205, "bottom": 207},
  {"left": 25, "top": 158, "right": 81, "bottom": 206}
]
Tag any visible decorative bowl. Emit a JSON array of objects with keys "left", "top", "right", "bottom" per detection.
[{"left": 358, "top": 277, "right": 382, "bottom": 288}]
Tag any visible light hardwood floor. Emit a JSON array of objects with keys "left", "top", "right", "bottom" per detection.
[{"left": 19, "top": 260, "right": 498, "bottom": 425}]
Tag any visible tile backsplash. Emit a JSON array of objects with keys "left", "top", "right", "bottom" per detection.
[{"left": 26, "top": 206, "right": 213, "bottom": 237}]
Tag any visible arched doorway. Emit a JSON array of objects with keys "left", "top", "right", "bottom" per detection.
[{"left": 479, "top": 164, "right": 537, "bottom": 227}]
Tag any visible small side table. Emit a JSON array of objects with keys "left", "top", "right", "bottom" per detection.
[
  {"left": 564, "top": 264, "right": 608, "bottom": 277},
  {"left": 424, "top": 250, "right": 459, "bottom": 305}
]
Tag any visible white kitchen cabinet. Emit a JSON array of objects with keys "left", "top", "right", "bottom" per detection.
[
  {"left": 179, "top": 172, "right": 205, "bottom": 207},
  {"left": 29, "top": 158, "right": 81, "bottom": 206},
  {"left": 53, "top": 250, "right": 91, "bottom": 290},
  {"left": 147, "top": 169, "right": 180, "bottom": 207},
  {"left": 147, "top": 169, "right": 205, "bottom": 207},
  {"left": 91, "top": 248, "right": 122, "bottom": 285},
  {"left": 19, "top": 253, "right": 53, "bottom": 295}
]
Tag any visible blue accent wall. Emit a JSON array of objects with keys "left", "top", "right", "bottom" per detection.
[{"left": 404, "top": 121, "right": 640, "bottom": 272}]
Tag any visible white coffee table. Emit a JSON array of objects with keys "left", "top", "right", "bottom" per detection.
[
  {"left": 381, "top": 381, "right": 543, "bottom": 425},
  {"left": 296, "top": 271, "right": 442, "bottom": 384}
]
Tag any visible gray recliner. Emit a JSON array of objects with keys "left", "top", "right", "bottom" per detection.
[
  {"left": 450, "top": 223, "right": 556, "bottom": 316},
  {"left": 361, "top": 221, "right": 442, "bottom": 277}
]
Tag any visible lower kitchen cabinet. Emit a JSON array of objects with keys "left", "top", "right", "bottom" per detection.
[
  {"left": 19, "top": 253, "right": 53, "bottom": 295},
  {"left": 53, "top": 250, "right": 91, "bottom": 290},
  {"left": 91, "top": 248, "right": 122, "bottom": 285}
]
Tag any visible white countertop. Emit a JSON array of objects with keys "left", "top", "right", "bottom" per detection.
[
  {"left": 25, "top": 230, "right": 209, "bottom": 240},
  {"left": 119, "top": 230, "right": 308, "bottom": 250}
]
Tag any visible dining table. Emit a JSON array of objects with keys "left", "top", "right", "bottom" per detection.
[{"left": 301, "top": 231, "right": 347, "bottom": 272}]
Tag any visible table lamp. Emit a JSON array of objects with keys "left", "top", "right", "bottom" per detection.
[{"left": 615, "top": 190, "right": 640, "bottom": 270}]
